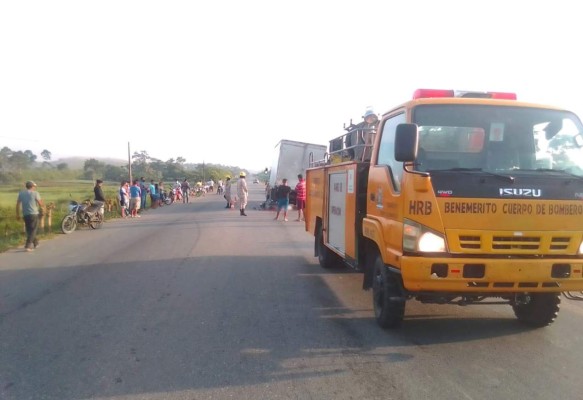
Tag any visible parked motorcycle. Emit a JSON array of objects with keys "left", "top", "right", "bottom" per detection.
[
  {"left": 161, "top": 190, "right": 173, "bottom": 205},
  {"left": 173, "top": 187, "right": 182, "bottom": 202},
  {"left": 194, "top": 187, "right": 205, "bottom": 197},
  {"left": 61, "top": 200, "right": 104, "bottom": 234}
]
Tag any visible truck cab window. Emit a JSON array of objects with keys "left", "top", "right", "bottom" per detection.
[
  {"left": 535, "top": 118, "right": 583, "bottom": 173},
  {"left": 377, "top": 113, "right": 406, "bottom": 192},
  {"left": 416, "top": 126, "right": 485, "bottom": 171},
  {"left": 412, "top": 105, "right": 583, "bottom": 176}
]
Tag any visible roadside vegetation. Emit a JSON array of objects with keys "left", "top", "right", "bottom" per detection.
[
  {"left": 1, "top": 146, "right": 268, "bottom": 253},
  {"left": 0, "top": 180, "right": 118, "bottom": 252}
]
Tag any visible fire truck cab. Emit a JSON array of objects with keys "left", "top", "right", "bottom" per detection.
[{"left": 306, "top": 89, "right": 583, "bottom": 329}]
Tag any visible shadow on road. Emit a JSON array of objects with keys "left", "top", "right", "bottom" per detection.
[{"left": 0, "top": 249, "right": 541, "bottom": 400}]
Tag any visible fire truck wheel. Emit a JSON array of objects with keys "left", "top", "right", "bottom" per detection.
[
  {"left": 512, "top": 293, "right": 561, "bottom": 327},
  {"left": 317, "top": 228, "right": 342, "bottom": 269},
  {"left": 372, "top": 255, "right": 405, "bottom": 328}
]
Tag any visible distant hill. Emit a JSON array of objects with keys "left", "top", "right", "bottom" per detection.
[{"left": 50, "top": 157, "right": 126, "bottom": 169}]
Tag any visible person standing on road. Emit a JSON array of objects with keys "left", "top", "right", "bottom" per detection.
[
  {"left": 173, "top": 180, "right": 182, "bottom": 202},
  {"left": 236, "top": 172, "right": 248, "bottom": 216},
  {"left": 224, "top": 176, "right": 232, "bottom": 208},
  {"left": 273, "top": 178, "right": 291, "bottom": 222},
  {"left": 139, "top": 177, "right": 148, "bottom": 210},
  {"left": 129, "top": 179, "right": 142, "bottom": 218},
  {"left": 94, "top": 179, "right": 105, "bottom": 202},
  {"left": 93, "top": 179, "right": 106, "bottom": 216},
  {"left": 149, "top": 179, "right": 157, "bottom": 208},
  {"left": 119, "top": 181, "right": 129, "bottom": 218},
  {"left": 181, "top": 178, "right": 191, "bottom": 203},
  {"left": 295, "top": 174, "right": 306, "bottom": 221},
  {"left": 16, "top": 180, "right": 44, "bottom": 251},
  {"left": 158, "top": 181, "right": 166, "bottom": 207}
]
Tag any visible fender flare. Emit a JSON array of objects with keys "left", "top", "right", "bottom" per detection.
[
  {"left": 362, "top": 218, "right": 387, "bottom": 261},
  {"left": 362, "top": 218, "right": 387, "bottom": 289}
]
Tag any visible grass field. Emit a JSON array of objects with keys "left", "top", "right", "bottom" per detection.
[{"left": 0, "top": 180, "right": 122, "bottom": 252}]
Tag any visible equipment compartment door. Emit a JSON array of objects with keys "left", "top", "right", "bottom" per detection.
[{"left": 328, "top": 172, "right": 346, "bottom": 254}]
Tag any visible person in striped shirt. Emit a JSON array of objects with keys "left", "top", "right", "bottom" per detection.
[{"left": 295, "top": 174, "right": 306, "bottom": 222}]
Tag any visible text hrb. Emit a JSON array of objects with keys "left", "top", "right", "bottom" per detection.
[{"left": 409, "top": 201, "right": 432, "bottom": 215}]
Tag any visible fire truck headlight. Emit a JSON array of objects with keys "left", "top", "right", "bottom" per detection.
[
  {"left": 418, "top": 232, "right": 446, "bottom": 252},
  {"left": 403, "top": 220, "right": 446, "bottom": 253},
  {"left": 578, "top": 241, "right": 583, "bottom": 255}
]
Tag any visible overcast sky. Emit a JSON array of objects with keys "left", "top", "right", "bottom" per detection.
[{"left": 1, "top": 0, "right": 581, "bottom": 171}]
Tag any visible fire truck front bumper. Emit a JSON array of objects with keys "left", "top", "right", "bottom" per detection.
[{"left": 400, "top": 256, "right": 583, "bottom": 293}]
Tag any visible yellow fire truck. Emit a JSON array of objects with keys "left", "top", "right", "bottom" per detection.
[{"left": 306, "top": 89, "right": 583, "bottom": 329}]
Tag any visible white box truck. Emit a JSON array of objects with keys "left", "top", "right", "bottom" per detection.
[{"left": 267, "top": 139, "right": 327, "bottom": 205}]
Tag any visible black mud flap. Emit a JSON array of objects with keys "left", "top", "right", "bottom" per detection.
[
  {"left": 363, "top": 259, "right": 373, "bottom": 290},
  {"left": 314, "top": 234, "right": 319, "bottom": 257}
]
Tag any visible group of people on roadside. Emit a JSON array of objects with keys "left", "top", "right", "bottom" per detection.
[
  {"left": 15, "top": 172, "right": 306, "bottom": 252},
  {"left": 172, "top": 179, "right": 192, "bottom": 203},
  {"left": 93, "top": 177, "right": 195, "bottom": 220},
  {"left": 115, "top": 180, "right": 141, "bottom": 218},
  {"left": 273, "top": 174, "right": 306, "bottom": 222},
  {"left": 221, "top": 172, "right": 249, "bottom": 216},
  {"left": 222, "top": 172, "right": 307, "bottom": 221},
  {"left": 115, "top": 177, "right": 193, "bottom": 217}
]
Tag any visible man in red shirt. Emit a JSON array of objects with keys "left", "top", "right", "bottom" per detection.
[{"left": 295, "top": 174, "right": 306, "bottom": 221}]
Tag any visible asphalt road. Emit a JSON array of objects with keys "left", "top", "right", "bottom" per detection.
[{"left": 2, "top": 185, "right": 583, "bottom": 400}]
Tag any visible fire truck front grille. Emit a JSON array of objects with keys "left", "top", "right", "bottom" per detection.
[
  {"left": 550, "top": 237, "right": 570, "bottom": 250},
  {"left": 492, "top": 236, "right": 539, "bottom": 250},
  {"left": 450, "top": 231, "right": 579, "bottom": 254},
  {"left": 459, "top": 236, "right": 481, "bottom": 249}
]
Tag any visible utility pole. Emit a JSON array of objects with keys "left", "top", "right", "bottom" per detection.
[{"left": 128, "top": 142, "right": 132, "bottom": 183}]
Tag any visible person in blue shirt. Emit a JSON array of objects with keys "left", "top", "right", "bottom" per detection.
[
  {"left": 16, "top": 180, "right": 44, "bottom": 251},
  {"left": 139, "top": 177, "right": 148, "bottom": 210},
  {"left": 129, "top": 179, "right": 142, "bottom": 218},
  {"left": 149, "top": 180, "right": 157, "bottom": 208}
]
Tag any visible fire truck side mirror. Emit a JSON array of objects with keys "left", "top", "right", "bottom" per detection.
[{"left": 395, "top": 123, "right": 419, "bottom": 162}]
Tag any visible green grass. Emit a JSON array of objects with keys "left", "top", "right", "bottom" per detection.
[{"left": 0, "top": 180, "right": 123, "bottom": 253}]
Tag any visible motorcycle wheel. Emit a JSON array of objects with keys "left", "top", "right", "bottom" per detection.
[
  {"left": 61, "top": 215, "right": 77, "bottom": 234},
  {"left": 89, "top": 212, "right": 104, "bottom": 229},
  {"left": 165, "top": 197, "right": 172, "bottom": 205}
]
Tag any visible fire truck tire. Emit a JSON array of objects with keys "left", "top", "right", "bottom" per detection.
[
  {"left": 372, "top": 255, "right": 405, "bottom": 328},
  {"left": 512, "top": 293, "right": 561, "bottom": 327},
  {"left": 317, "top": 228, "right": 342, "bottom": 269}
]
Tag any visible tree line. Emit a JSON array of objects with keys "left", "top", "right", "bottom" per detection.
[{"left": 0, "top": 147, "right": 263, "bottom": 184}]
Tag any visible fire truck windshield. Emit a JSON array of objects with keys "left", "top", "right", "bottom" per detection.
[{"left": 412, "top": 105, "right": 583, "bottom": 176}]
